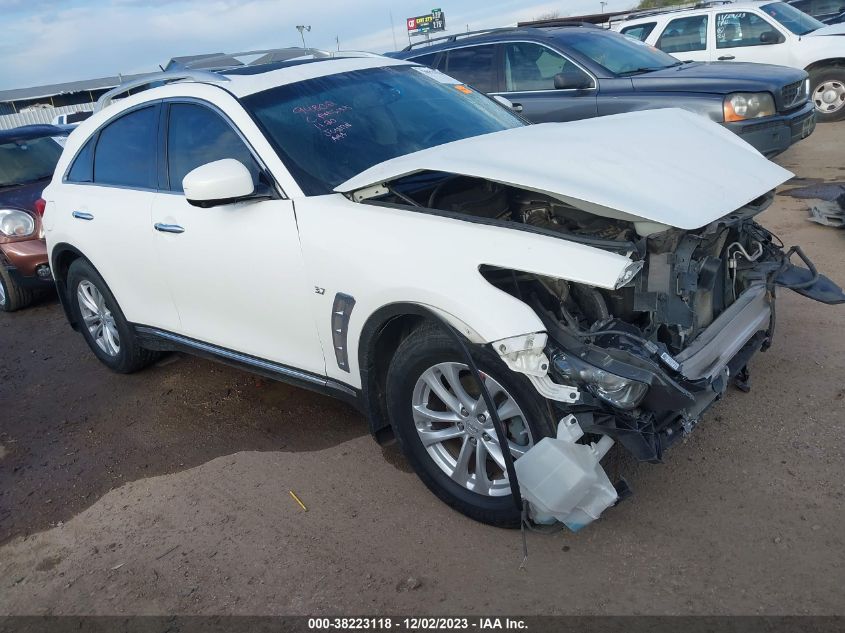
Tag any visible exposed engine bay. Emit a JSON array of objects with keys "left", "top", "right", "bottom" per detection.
[
  {"left": 372, "top": 172, "right": 845, "bottom": 463},
  {"left": 379, "top": 173, "right": 792, "bottom": 355}
]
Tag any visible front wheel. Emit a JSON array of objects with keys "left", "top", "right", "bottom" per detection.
[
  {"left": 810, "top": 67, "right": 845, "bottom": 122},
  {"left": 66, "top": 259, "right": 158, "bottom": 373},
  {"left": 385, "top": 325, "right": 555, "bottom": 527},
  {"left": 0, "top": 266, "right": 34, "bottom": 312}
]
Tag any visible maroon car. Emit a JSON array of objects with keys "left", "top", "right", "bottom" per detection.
[{"left": 0, "top": 124, "right": 70, "bottom": 311}]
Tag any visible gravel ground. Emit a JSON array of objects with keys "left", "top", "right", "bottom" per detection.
[{"left": 0, "top": 126, "right": 843, "bottom": 616}]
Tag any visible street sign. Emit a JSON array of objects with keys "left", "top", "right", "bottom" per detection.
[{"left": 407, "top": 8, "right": 445, "bottom": 36}]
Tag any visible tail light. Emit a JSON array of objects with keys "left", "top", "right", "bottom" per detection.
[{"left": 33, "top": 198, "right": 47, "bottom": 217}]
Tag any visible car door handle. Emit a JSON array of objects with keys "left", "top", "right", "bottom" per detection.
[
  {"left": 511, "top": 102, "right": 524, "bottom": 112},
  {"left": 717, "top": 55, "right": 736, "bottom": 61},
  {"left": 71, "top": 211, "right": 94, "bottom": 221},
  {"left": 154, "top": 223, "right": 185, "bottom": 234}
]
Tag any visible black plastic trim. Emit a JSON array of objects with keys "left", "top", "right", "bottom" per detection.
[{"left": 133, "top": 325, "right": 363, "bottom": 409}]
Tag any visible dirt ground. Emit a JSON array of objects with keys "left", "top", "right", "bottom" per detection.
[{"left": 1, "top": 125, "right": 843, "bottom": 616}]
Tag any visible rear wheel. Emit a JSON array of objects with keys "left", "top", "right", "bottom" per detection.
[
  {"left": 67, "top": 259, "right": 158, "bottom": 373},
  {"left": 810, "top": 67, "right": 845, "bottom": 122},
  {"left": 0, "top": 266, "right": 33, "bottom": 312},
  {"left": 386, "top": 325, "right": 555, "bottom": 527}
]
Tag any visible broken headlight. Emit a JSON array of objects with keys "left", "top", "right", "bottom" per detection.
[{"left": 552, "top": 352, "right": 648, "bottom": 410}]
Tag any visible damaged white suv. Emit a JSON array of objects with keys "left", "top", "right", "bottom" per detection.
[{"left": 43, "top": 56, "right": 844, "bottom": 530}]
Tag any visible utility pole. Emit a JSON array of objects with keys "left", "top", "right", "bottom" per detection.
[
  {"left": 600, "top": 1, "right": 608, "bottom": 13},
  {"left": 389, "top": 10, "right": 398, "bottom": 51},
  {"left": 296, "top": 25, "right": 311, "bottom": 49}
]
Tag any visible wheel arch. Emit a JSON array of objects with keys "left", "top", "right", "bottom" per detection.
[
  {"left": 357, "top": 303, "right": 491, "bottom": 445},
  {"left": 50, "top": 243, "right": 94, "bottom": 330},
  {"left": 805, "top": 58, "right": 845, "bottom": 74}
]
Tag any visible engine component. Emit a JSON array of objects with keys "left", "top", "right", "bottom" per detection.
[{"left": 515, "top": 415, "right": 618, "bottom": 532}]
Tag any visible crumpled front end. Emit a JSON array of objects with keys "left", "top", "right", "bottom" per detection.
[{"left": 490, "top": 194, "right": 845, "bottom": 530}]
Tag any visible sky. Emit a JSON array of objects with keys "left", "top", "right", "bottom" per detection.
[{"left": 0, "top": 0, "right": 634, "bottom": 91}]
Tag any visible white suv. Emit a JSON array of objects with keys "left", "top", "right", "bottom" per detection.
[
  {"left": 43, "top": 56, "right": 844, "bottom": 529},
  {"left": 615, "top": 1, "right": 845, "bottom": 121}
]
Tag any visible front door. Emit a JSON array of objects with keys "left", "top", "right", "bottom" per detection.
[
  {"left": 494, "top": 42, "right": 598, "bottom": 122},
  {"left": 712, "top": 10, "right": 789, "bottom": 63},
  {"left": 150, "top": 101, "right": 325, "bottom": 375}
]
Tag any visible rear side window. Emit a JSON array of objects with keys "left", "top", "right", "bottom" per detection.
[
  {"left": 444, "top": 45, "right": 498, "bottom": 92},
  {"left": 657, "top": 15, "right": 709, "bottom": 53},
  {"left": 93, "top": 106, "right": 158, "bottom": 189},
  {"left": 67, "top": 137, "right": 94, "bottom": 183},
  {"left": 166, "top": 103, "right": 259, "bottom": 192},
  {"left": 620, "top": 22, "right": 657, "bottom": 41}
]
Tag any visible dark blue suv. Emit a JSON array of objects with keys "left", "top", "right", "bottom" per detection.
[{"left": 390, "top": 25, "right": 815, "bottom": 157}]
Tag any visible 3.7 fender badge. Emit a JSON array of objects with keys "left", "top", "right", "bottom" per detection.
[{"left": 314, "top": 286, "right": 326, "bottom": 295}]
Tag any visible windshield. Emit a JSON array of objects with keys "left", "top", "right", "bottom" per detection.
[
  {"left": 761, "top": 2, "right": 824, "bottom": 34},
  {"left": 242, "top": 64, "right": 524, "bottom": 195},
  {"left": 565, "top": 30, "right": 680, "bottom": 75},
  {"left": 0, "top": 136, "right": 63, "bottom": 188}
]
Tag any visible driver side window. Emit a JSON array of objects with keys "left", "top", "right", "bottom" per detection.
[
  {"left": 503, "top": 42, "right": 590, "bottom": 91},
  {"left": 166, "top": 102, "right": 260, "bottom": 193},
  {"left": 716, "top": 12, "right": 782, "bottom": 48}
]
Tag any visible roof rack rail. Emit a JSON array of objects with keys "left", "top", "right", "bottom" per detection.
[
  {"left": 619, "top": 0, "right": 733, "bottom": 21},
  {"left": 95, "top": 70, "right": 228, "bottom": 111},
  {"left": 402, "top": 26, "right": 535, "bottom": 51}
]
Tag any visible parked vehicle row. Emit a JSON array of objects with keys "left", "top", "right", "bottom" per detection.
[
  {"left": 38, "top": 55, "right": 844, "bottom": 530},
  {"left": 615, "top": 0, "right": 845, "bottom": 121},
  {"left": 391, "top": 22, "right": 816, "bottom": 156}
]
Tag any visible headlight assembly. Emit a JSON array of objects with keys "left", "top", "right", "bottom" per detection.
[
  {"left": 723, "top": 92, "right": 776, "bottom": 122},
  {"left": 0, "top": 209, "right": 36, "bottom": 237},
  {"left": 552, "top": 352, "right": 648, "bottom": 410}
]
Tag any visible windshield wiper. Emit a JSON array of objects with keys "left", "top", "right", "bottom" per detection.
[{"left": 617, "top": 64, "right": 678, "bottom": 76}]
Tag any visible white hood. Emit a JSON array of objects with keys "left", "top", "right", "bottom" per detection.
[{"left": 336, "top": 109, "right": 792, "bottom": 231}]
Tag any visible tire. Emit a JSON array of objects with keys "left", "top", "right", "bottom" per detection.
[
  {"left": 810, "top": 67, "right": 845, "bottom": 123},
  {"left": 0, "top": 265, "right": 34, "bottom": 312},
  {"left": 66, "top": 259, "right": 158, "bottom": 373},
  {"left": 385, "top": 324, "right": 555, "bottom": 527}
]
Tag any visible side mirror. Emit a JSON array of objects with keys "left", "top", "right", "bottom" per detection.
[
  {"left": 553, "top": 71, "right": 593, "bottom": 90},
  {"left": 183, "top": 159, "right": 256, "bottom": 208},
  {"left": 492, "top": 95, "right": 515, "bottom": 109},
  {"left": 760, "top": 30, "right": 783, "bottom": 44}
]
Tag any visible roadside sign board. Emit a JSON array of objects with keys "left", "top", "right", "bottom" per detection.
[{"left": 407, "top": 8, "right": 446, "bottom": 35}]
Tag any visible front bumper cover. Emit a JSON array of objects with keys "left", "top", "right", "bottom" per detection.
[{"left": 725, "top": 101, "right": 816, "bottom": 157}]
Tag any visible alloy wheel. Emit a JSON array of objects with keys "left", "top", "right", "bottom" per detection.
[
  {"left": 77, "top": 280, "right": 120, "bottom": 357},
  {"left": 0, "top": 280, "right": 6, "bottom": 307},
  {"left": 813, "top": 80, "right": 845, "bottom": 114},
  {"left": 411, "top": 362, "right": 533, "bottom": 497}
]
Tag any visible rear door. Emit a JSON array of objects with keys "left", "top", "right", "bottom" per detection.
[
  {"left": 149, "top": 100, "right": 325, "bottom": 374},
  {"left": 493, "top": 42, "right": 598, "bottom": 122},
  {"left": 58, "top": 103, "right": 180, "bottom": 331},
  {"left": 653, "top": 13, "right": 712, "bottom": 62},
  {"left": 440, "top": 44, "right": 501, "bottom": 93}
]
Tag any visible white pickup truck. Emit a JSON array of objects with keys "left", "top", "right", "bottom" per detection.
[{"left": 615, "top": 0, "right": 845, "bottom": 121}]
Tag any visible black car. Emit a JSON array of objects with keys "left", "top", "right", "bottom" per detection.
[{"left": 390, "top": 25, "right": 815, "bottom": 157}]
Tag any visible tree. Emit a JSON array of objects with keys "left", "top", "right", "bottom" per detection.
[{"left": 636, "top": 0, "right": 688, "bottom": 8}]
